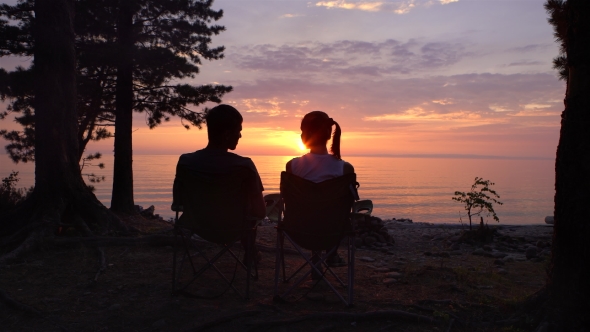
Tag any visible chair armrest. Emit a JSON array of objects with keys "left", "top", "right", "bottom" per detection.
[
  {"left": 352, "top": 200, "right": 373, "bottom": 215},
  {"left": 171, "top": 204, "right": 184, "bottom": 212}
]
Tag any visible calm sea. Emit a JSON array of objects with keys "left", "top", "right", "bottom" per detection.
[{"left": 0, "top": 154, "right": 554, "bottom": 225}]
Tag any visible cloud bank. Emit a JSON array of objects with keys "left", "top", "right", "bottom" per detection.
[
  {"left": 229, "top": 39, "right": 472, "bottom": 80},
  {"left": 314, "top": 0, "right": 458, "bottom": 14}
]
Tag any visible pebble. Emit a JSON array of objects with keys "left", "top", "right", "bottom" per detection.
[
  {"left": 502, "top": 256, "right": 515, "bottom": 262},
  {"left": 472, "top": 248, "right": 485, "bottom": 256},
  {"left": 492, "top": 252, "right": 507, "bottom": 258},
  {"left": 364, "top": 236, "right": 377, "bottom": 246},
  {"left": 385, "top": 271, "right": 401, "bottom": 278},
  {"left": 360, "top": 256, "right": 376, "bottom": 262},
  {"left": 438, "top": 252, "right": 451, "bottom": 258},
  {"left": 497, "top": 268, "right": 508, "bottom": 275},
  {"left": 373, "top": 267, "right": 391, "bottom": 273},
  {"left": 525, "top": 247, "right": 537, "bottom": 259},
  {"left": 383, "top": 278, "right": 397, "bottom": 285},
  {"left": 494, "top": 259, "right": 504, "bottom": 266},
  {"left": 451, "top": 243, "right": 461, "bottom": 250}
]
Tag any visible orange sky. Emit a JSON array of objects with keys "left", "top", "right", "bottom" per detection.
[{"left": 1, "top": 0, "right": 564, "bottom": 162}]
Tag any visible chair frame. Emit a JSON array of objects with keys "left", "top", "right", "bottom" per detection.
[
  {"left": 172, "top": 209, "right": 258, "bottom": 300},
  {"left": 171, "top": 166, "right": 259, "bottom": 300},
  {"left": 273, "top": 173, "right": 357, "bottom": 307}
]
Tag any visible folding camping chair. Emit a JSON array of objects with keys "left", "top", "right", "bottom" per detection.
[
  {"left": 171, "top": 166, "right": 258, "bottom": 300},
  {"left": 273, "top": 172, "right": 358, "bottom": 307}
]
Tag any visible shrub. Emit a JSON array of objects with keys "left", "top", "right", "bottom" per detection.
[{"left": 0, "top": 171, "right": 33, "bottom": 213}]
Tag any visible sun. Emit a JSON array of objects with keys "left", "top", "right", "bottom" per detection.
[{"left": 297, "top": 139, "right": 307, "bottom": 151}]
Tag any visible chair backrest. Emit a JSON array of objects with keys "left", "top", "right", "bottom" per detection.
[
  {"left": 175, "top": 166, "right": 250, "bottom": 244},
  {"left": 280, "top": 171, "right": 356, "bottom": 251}
]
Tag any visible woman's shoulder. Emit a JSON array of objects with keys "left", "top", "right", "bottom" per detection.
[
  {"left": 285, "top": 156, "right": 302, "bottom": 173},
  {"left": 343, "top": 160, "right": 354, "bottom": 174}
]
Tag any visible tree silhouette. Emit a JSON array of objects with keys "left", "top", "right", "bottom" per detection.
[
  {"left": 542, "top": 0, "right": 590, "bottom": 328},
  {"left": 0, "top": 0, "right": 128, "bottom": 264},
  {"left": 0, "top": 0, "right": 232, "bottom": 213}
]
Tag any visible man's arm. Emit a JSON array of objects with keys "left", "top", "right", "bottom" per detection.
[
  {"left": 171, "top": 164, "right": 183, "bottom": 211},
  {"left": 245, "top": 160, "right": 266, "bottom": 219},
  {"left": 249, "top": 191, "right": 266, "bottom": 219},
  {"left": 286, "top": 160, "right": 292, "bottom": 173}
]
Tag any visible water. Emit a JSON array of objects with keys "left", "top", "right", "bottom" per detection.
[{"left": 1, "top": 154, "right": 554, "bottom": 225}]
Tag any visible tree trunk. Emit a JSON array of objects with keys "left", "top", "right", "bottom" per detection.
[
  {"left": 0, "top": 0, "right": 128, "bottom": 263},
  {"left": 547, "top": 0, "right": 590, "bottom": 327},
  {"left": 110, "top": 1, "right": 136, "bottom": 214}
]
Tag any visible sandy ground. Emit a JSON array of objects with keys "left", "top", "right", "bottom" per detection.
[{"left": 0, "top": 217, "right": 553, "bottom": 332}]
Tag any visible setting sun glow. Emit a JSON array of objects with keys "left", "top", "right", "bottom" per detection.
[{"left": 297, "top": 139, "right": 306, "bottom": 151}]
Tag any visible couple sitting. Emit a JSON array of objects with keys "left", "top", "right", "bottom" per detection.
[{"left": 172, "top": 104, "right": 354, "bottom": 266}]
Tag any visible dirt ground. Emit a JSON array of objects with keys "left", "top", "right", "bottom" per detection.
[{"left": 0, "top": 216, "right": 552, "bottom": 332}]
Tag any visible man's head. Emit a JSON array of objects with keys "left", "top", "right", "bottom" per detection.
[{"left": 206, "top": 104, "right": 243, "bottom": 150}]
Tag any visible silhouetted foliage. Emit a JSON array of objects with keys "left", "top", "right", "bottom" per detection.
[
  {"left": 545, "top": 0, "right": 569, "bottom": 80},
  {"left": 0, "top": 0, "right": 232, "bottom": 162},
  {"left": 0, "top": 171, "right": 32, "bottom": 213},
  {"left": 452, "top": 177, "right": 502, "bottom": 230}
]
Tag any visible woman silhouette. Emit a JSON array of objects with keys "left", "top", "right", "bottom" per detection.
[{"left": 285, "top": 111, "right": 355, "bottom": 269}]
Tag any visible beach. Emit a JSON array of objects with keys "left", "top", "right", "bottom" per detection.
[{"left": 1, "top": 214, "right": 553, "bottom": 331}]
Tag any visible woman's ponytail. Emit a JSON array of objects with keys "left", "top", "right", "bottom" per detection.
[{"left": 330, "top": 118, "right": 342, "bottom": 160}]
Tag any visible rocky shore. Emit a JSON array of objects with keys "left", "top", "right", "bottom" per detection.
[{"left": 256, "top": 217, "right": 553, "bottom": 287}]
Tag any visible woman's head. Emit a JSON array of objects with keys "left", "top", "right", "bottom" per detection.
[{"left": 300, "top": 111, "right": 342, "bottom": 159}]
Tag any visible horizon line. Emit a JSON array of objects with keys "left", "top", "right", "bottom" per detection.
[{"left": 0, "top": 151, "right": 554, "bottom": 161}]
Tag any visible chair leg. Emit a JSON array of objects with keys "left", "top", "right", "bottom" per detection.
[
  {"left": 280, "top": 233, "right": 286, "bottom": 282},
  {"left": 274, "top": 228, "right": 283, "bottom": 299},
  {"left": 349, "top": 235, "right": 355, "bottom": 306},
  {"left": 246, "top": 230, "right": 252, "bottom": 300},
  {"left": 172, "top": 226, "right": 178, "bottom": 294}
]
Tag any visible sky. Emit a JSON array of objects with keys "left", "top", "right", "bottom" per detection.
[{"left": 0, "top": 0, "right": 564, "bottom": 159}]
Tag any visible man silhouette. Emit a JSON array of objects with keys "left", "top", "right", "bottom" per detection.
[{"left": 172, "top": 104, "right": 266, "bottom": 261}]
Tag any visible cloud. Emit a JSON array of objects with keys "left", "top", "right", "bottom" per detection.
[
  {"left": 508, "top": 44, "right": 551, "bottom": 53},
  {"left": 314, "top": 0, "right": 457, "bottom": 14},
  {"left": 224, "top": 73, "right": 563, "bottom": 134},
  {"left": 228, "top": 39, "right": 471, "bottom": 80},
  {"left": 505, "top": 60, "right": 544, "bottom": 67},
  {"left": 279, "top": 13, "right": 303, "bottom": 18},
  {"left": 314, "top": 0, "right": 416, "bottom": 14}
]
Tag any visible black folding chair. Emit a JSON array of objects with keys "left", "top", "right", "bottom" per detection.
[
  {"left": 172, "top": 166, "right": 258, "bottom": 300},
  {"left": 274, "top": 172, "right": 358, "bottom": 307}
]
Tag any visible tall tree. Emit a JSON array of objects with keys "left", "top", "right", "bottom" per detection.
[
  {"left": 0, "top": 0, "right": 127, "bottom": 262},
  {"left": 111, "top": 0, "right": 135, "bottom": 213},
  {"left": 0, "top": 0, "right": 232, "bottom": 213},
  {"left": 544, "top": 0, "right": 590, "bottom": 328},
  {"left": 107, "top": 0, "right": 231, "bottom": 213}
]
